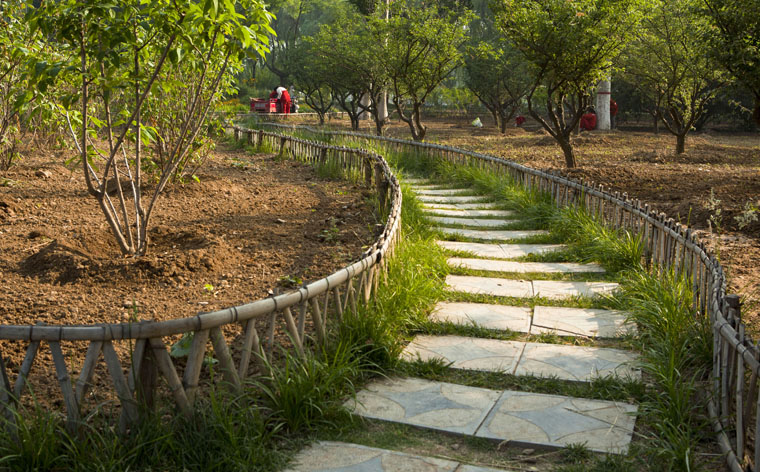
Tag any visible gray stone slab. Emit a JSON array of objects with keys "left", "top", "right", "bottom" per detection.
[
  {"left": 448, "top": 258, "right": 605, "bottom": 274},
  {"left": 531, "top": 280, "right": 619, "bottom": 299},
  {"left": 423, "top": 202, "right": 501, "bottom": 210},
  {"left": 424, "top": 208, "right": 515, "bottom": 218},
  {"left": 515, "top": 343, "right": 639, "bottom": 382},
  {"left": 404, "top": 178, "right": 431, "bottom": 184},
  {"left": 456, "top": 466, "right": 514, "bottom": 472},
  {"left": 430, "top": 216, "right": 515, "bottom": 228},
  {"left": 415, "top": 188, "right": 471, "bottom": 196},
  {"left": 403, "top": 335, "right": 524, "bottom": 373},
  {"left": 347, "top": 377, "right": 501, "bottom": 435},
  {"left": 436, "top": 241, "right": 566, "bottom": 258},
  {"left": 476, "top": 391, "right": 638, "bottom": 453},
  {"left": 430, "top": 302, "right": 532, "bottom": 332},
  {"left": 439, "top": 227, "right": 549, "bottom": 241},
  {"left": 285, "top": 441, "right": 460, "bottom": 471},
  {"left": 419, "top": 195, "right": 490, "bottom": 204},
  {"left": 446, "top": 275, "right": 533, "bottom": 298},
  {"left": 531, "top": 306, "right": 635, "bottom": 338}
]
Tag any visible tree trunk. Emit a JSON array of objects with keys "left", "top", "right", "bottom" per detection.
[
  {"left": 753, "top": 100, "right": 760, "bottom": 128},
  {"left": 317, "top": 111, "right": 325, "bottom": 125},
  {"left": 374, "top": 117, "right": 385, "bottom": 136},
  {"left": 559, "top": 136, "right": 577, "bottom": 168},
  {"left": 653, "top": 113, "right": 659, "bottom": 134},
  {"left": 676, "top": 133, "right": 686, "bottom": 154},
  {"left": 500, "top": 115, "right": 508, "bottom": 134},
  {"left": 491, "top": 110, "right": 499, "bottom": 127}
]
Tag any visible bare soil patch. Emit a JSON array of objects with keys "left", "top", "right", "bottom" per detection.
[
  {"left": 279, "top": 114, "right": 760, "bottom": 333},
  {"left": 0, "top": 142, "right": 375, "bottom": 407}
]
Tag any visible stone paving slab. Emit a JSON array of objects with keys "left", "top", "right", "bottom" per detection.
[
  {"left": 532, "top": 280, "right": 619, "bottom": 299},
  {"left": 404, "top": 178, "right": 431, "bottom": 184},
  {"left": 514, "top": 343, "right": 639, "bottom": 381},
  {"left": 476, "top": 391, "right": 638, "bottom": 453},
  {"left": 457, "top": 466, "right": 513, "bottom": 472},
  {"left": 430, "top": 217, "right": 515, "bottom": 228},
  {"left": 423, "top": 202, "right": 502, "bottom": 210},
  {"left": 285, "top": 441, "right": 461, "bottom": 471},
  {"left": 531, "top": 306, "right": 634, "bottom": 338},
  {"left": 415, "top": 188, "right": 472, "bottom": 196},
  {"left": 446, "top": 275, "right": 533, "bottom": 298},
  {"left": 448, "top": 258, "right": 605, "bottom": 274},
  {"left": 436, "top": 241, "right": 566, "bottom": 258},
  {"left": 423, "top": 208, "right": 515, "bottom": 218},
  {"left": 430, "top": 302, "right": 532, "bottom": 332},
  {"left": 419, "top": 195, "right": 491, "bottom": 204},
  {"left": 403, "top": 335, "right": 524, "bottom": 373},
  {"left": 439, "top": 227, "right": 549, "bottom": 241},
  {"left": 347, "top": 377, "right": 501, "bottom": 435}
]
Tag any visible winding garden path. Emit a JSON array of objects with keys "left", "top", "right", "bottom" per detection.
[{"left": 287, "top": 178, "right": 641, "bottom": 471}]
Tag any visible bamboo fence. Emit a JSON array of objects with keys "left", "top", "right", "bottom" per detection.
[
  {"left": 257, "top": 121, "right": 755, "bottom": 472},
  {"left": 0, "top": 127, "right": 402, "bottom": 434}
]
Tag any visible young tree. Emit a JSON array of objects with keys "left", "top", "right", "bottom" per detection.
[
  {"left": 492, "top": 0, "right": 644, "bottom": 168},
  {"left": 290, "top": 42, "right": 333, "bottom": 124},
  {"left": 32, "top": 0, "right": 273, "bottom": 257},
  {"left": 0, "top": 2, "right": 42, "bottom": 170},
  {"left": 381, "top": 3, "right": 474, "bottom": 141},
  {"left": 624, "top": 0, "right": 726, "bottom": 154},
  {"left": 702, "top": 0, "right": 760, "bottom": 128},
  {"left": 464, "top": 43, "right": 532, "bottom": 133}
]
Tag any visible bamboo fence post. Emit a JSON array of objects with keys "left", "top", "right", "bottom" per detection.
[
  {"left": 209, "top": 327, "right": 242, "bottom": 392},
  {"left": 75, "top": 340, "right": 102, "bottom": 405},
  {"left": 49, "top": 341, "right": 80, "bottom": 432},
  {"left": 183, "top": 329, "right": 210, "bottom": 405},
  {"left": 149, "top": 338, "right": 192, "bottom": 417},
  {"left": 13, "top": 339, "right": 39, "bottom": 400}
]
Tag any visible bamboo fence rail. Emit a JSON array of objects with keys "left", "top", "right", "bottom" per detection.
[
  {"left": 256, "top": 121, "right": 755, "bottom": 472},
  {"left": 0, "top": 127, "right": 402, "bottom": 434}
]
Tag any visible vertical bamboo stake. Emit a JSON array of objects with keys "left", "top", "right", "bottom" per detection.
[
  {"left": 149, "top": 338, "right": 191, "bottom": 417},
  {"left": 182, "top": 329, "right": 210, "bottom": 405},
  {"left": 13, "top": 340, "right": 39, "bottom": 400},
  {"left": 309, "top": 297, "right": 327, "bottom": 345},
  {"left": 209, "top": 327, "right": 242, "bottom": 392},
  {"left": 75, "top": 340, "right": 103, "bottom": 404},
  {"left": 49, "top": 341, "right": 80, "bottom": 432}
]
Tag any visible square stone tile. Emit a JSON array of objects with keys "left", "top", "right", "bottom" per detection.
[
  {"left": 418, "top": 195, "right": 489, "bottom": 204},
  {"left": 423, "top": 202, "right": 501, "bottom": 210},
  {"left": 438, "top": 228, "right": 549, "bottom": 241},
  {"left": 476, "top": 391, "right": 638, "bottom": 453},
  {"left": 424, "top": 209, "right": 515, "bottom": 218},
  {"left": 430, "top": 217, "right": 514, "bottom": 228},
  {"left": 448, "top": 259, "right": 605, "bottom": 274},
  {"left": 531, "top": 306, "right": 635, "bottom": 338},
  {"left": 430, "top": 302, "right": 532, "bottom": 332},
  {"left": 531, "top": 281, "right": 619, "bottom": 299},
  {"left": 446, "top": 275, "right": 533, "bottom": 298},
  {"left": 346, "top": 377, "right": 501, "bottom": 435},
  {"left": 415, "top": 189, "right": 471, "bottom": 196},
  {"left": 285, "top": 441, "right": 460, "bottom": 471},
  {"left": 497, "top": 244, "right": 566, "bottom": 257},
  {"left": 437, "top": 241, "right": 509, "bottom": 258},
  {"left": 514, "top": 343, "right": 639, "bottom": 382},
  {"left": 403, "top": 335, "right": 525, "bottom": 373}
]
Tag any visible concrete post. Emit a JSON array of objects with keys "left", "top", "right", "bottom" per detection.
[{"left": 596, "top": 79, "right": 611, "bottom": 130}]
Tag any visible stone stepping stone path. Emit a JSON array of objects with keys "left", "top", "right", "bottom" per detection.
[
  {"left": 286, "top": 441, "right": 507, "bottom": 472},
  {"left": 423, "top": 208, "right": 515, "bottom": 218},
  {"left": 346, "top": 377, "right": 637, "bottom": 454},
  {"left": 402, "top": 335, "right": 638, "bottom": 382},
  {"left": 300, "top": 178, "right": 640, "bottom": 466},
  {"left": 445, "top": 275, "right": 619, "bottom": 299},
  {"left": 448, "top": 258, "right": 605, "bottom": 274},
  {"left": 438, "top": 227, "right": 549, "bottom": 241},
  {"left": 437, "top": 241, "right": 566, "bottom": 258},
  {"left": 429, "top": 302, "right": 632, "bottom": 339},
  {"left": 430, "top": 216, "right": 516, "bottom": 228}
]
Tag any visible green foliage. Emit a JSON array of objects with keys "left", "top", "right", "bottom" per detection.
[
  {"left": 290, "top": 42, "right": 333, "bottom": 124},
  {"left": 549, "top": 204, "right": 644, "bottom": 273},
  {"left": 703, "top": 0, "right": 760, "bottom": 127},
  {"left": 609, "top": 269, "right": 712, "bottom": 470},
  {"left": 464, "top": 42, "right": 532, "bottom": 133},
  {"left": 29, "top": 0, "right": 274, "bottom": 256},
  {"left": 382, "top": 2, "right": 476, "bottom": 141},
  {"left": 258, "top": 342, "right": 361, "bottom": 432},
  {"left": 492, "top": 0, "right": 645, "bottom": 167},
  {"left": 623, "top": 0, "right": 727, "bottom": 153}
]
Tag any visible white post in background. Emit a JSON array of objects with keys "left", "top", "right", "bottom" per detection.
[{"left": 596, "top": 79, "right": 611, "bottom": 130}]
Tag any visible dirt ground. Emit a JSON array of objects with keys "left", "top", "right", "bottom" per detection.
[
  {"left": 280, "top": 113, "right": 760, "bottom": 334},
  {"left": 0, "top": 142, "right": 375, "bottom": 408}
]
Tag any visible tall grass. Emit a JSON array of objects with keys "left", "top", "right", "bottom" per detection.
[{"left": 609, "top": 269, "right": 713, "bottom": 471}]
